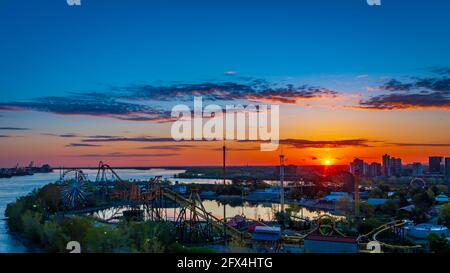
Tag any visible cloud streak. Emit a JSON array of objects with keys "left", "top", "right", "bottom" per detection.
[
  {"left": 78, "top": 152, "right": 178, "bottom": 158},
  {"left": 0, "top": 79, "right": 339, "bottom": 122},
  {"left": 0, "top": 127, "right": 30, "bottom": 131},
  {"left": 65, "top": 143, "right": 102, "bottom": 147},
  {"left": 357, "top": 69, "right": 450, "bottom": 110}
]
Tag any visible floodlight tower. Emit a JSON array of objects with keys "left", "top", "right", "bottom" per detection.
[
  {"left": 280, "top": 153, "right": 285, "bottom": 213},
  {"left": 222, "top": 143, "right": 227, "bottom": 245}
]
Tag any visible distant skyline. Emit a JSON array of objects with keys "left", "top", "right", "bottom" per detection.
[{"left": 1, "top": 0, "right": 449, "bottom": 167}]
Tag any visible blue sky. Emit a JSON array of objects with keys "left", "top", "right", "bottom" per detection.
[
  {"left": 0, "top": 0, "right": 449, "bottom": 167},
  {"left": 1, "top": 0, "right": 450, "bottom": 100}
]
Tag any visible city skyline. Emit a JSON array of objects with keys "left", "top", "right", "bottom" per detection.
[{"left": 1, "top": 0, "right": 450, "bottom": 167}]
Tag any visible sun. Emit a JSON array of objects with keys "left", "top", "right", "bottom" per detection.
[{"left": 324, "top": 159, "right": 332, "bottom": 166}]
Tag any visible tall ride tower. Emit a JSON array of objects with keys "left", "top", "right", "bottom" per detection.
[{"left": 279, "top": 153, "right": 285, "bottom": 213}]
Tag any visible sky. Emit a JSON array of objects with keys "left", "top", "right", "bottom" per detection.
[{"left": 0, "top": 0, "right": 449, "bottom": 167}]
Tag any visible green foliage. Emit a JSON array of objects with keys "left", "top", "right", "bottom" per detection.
[
  {"left": 274, "top": 209, "right": 293, "bottom": 227},
  {"left": 357, "top": 218, "right": 383, "bottom": 235},
  {"left": 21, "top": 211, "right": 43, "bottom": 244},
  {"left": 412, "top": 191, "right": 433, "bottom": 211},
  {"left": 5, "top": 192, "right": 41, "bottom": 232},
  {"left": 60, "top": 216, "right": 95, "bottom": 243},
  {"left": 37, "top": 183, "right": 62, "bottom": 213},
  {"left": 40, "top": 220, "right": 68, "bottom": 252},
  {"left": 380, "top": 200, "right": 398, "bottom": 216},
  {"left": 359, "top": 202, "right": 375, "bottom": 218},
  {"left": 427, "top": 233, "right": 450, "bottom": 253},
  {"left": 368, "top": 188, "right": 386, "bottom": 198},
  {"left": 439, "top": 203, "right": 450, "bottom": 227}
]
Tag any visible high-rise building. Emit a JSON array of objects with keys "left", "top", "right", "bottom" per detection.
[
  {"left": 350, "top": 158, "right": 364, "bottom": 176},
  {"left": 412, "top": 162, "right": 424, "bottom": 177},
  {"left": 382, "top": 154, "right": 391, "bottom": 177},
  {"left": 363, "top": 162, "right": 370, "bottom": 176},
  {"left": 369, "top": 162, "right": 382, "bottom": 177},
  {"left": 445, "top": 158, "right": 450, "bottom": 182},
  {"left": 391, "top": 157, "right": 402, "bottom": 176},
  {"left": 429, "top": 156, "right": 443, "bottom": 173}
]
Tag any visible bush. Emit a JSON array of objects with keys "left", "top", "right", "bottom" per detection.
[
  {"left": 427, "top": 233, "right": 450, "bottom": 253},
  {"left": 439, "top": 203, "right": 450, "bottom": 227},
  {"left": 40, "top": 220, "right": 68, "bottom": 252},
  {"left": 21, "top": 211, "right": 43, "bottom": 244},
  {"left": 357, "top": 218, "right": 383, "bottom": 235}
]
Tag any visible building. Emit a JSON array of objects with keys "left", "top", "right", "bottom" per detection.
[
  {"left": 304, "top": 234, "right": 358, "bottom": 253},
  {"left": 391, "top": 157, "right": 402, "bottom": 176},
  {"left": 429, "top": 156, "right": 443, "bottom": 173},
  {"left": 321, "top": 192, "right": 349, "bottom": 202},
  {"left": 363, "top": 162, "right": 370, "bottom": 176},
  {"left": 367, "top": 198, "right": 388, "bottom": 206},
  {"left": 251, "top": 226, "right": 281, "bottom": 242},
  {"left": 382, "top": 154, "right": 391, "bottom": 177},
  {"left": 349, "top": 158, "right": 364, "bottom": 176},
  {"left": 412, "top": 162, "right": 424, "bottom": 177},
  {"left": 369, "top": 162, "right": 381, "bottom": 177}
]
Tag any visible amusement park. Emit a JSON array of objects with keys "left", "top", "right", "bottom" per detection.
[{"left": 4, "top": 149, "right": 450, "bottom": 253}]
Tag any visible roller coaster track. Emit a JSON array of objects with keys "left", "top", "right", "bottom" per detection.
[
  {"left": 151, "top": 187, "right": 248, "bottom": 241},
  {"left": 358, "top": 220, "right": 422, "bottom": 250},
  {"left": 280, "top": 214, "right": 346, "bottom": 242},
  {"left": 95, "top": 161, "right": 123, "bottom": 183}
]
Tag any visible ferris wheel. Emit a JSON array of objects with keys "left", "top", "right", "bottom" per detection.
[{"left": 60, "top": 169, "right": 88, "bottom": 208}]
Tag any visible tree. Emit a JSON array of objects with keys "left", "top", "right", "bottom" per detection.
[
  {"left": 412, "top": 192, "right": 433, "bottom": 211},
  {"left": 21, "top": 211, "right": 43, "bottom": 244},
  {"left": 381, "top": 200, "right": 398, "bottom": 216},
  {"left": 368, "top": 188, "right": 386, "bottom": 198},
  {"left": 360, "top": 203, "right": 375, "bottom": 218},
  {"left": 427, "top": 233, "right": 450, "bottom": 253},
  {"left": 357, "top": 218, "right": 383, "bottom": 235},
  {"left": 439, "top": 203, "right": 450, "bottom": 227},
  {"left": 335, "top": 196, "right": 353, "bottom": 216},
  {"left": 40, "top": 220, "right": 68, "bottom": 252},
  {"left": 38, "top": 183, "right": 62, "bottom": 213},
  {"left": 60, "top": 216, "right": 94, "bottom": 243}
]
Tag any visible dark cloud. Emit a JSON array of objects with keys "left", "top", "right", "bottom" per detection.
[
  {"left": 0, "top": 127, "right": 30, "bottom": 131},
  {"left": 237, "top": 138, "right": 374, "bottom": 149},
  {"left": 119, "top": 80, "right": 338, "bottom": 104},
  {"left": 380, "top": 79, "right": 414, "bottom": 92},
  {"left": 141, "top": 144, "right": 196, "bottom": 151},
  {"left": 279, "top": 138, "right": 372, "bottom": 149},
  {"left": 359, "top": 68, "right": 450, "bottom": 110},
  {"left": 0, "top": 79, "right": 338, "bottom": 122},
  {"left": 65, "top": 143, "right": 102, "bottom": 147},
  {"left": 0, "top": 135, "right": 10, "bottom": 138},
  {"left": 389, "top": 142, "right": 450, "bottom": 147},
  {"left": 82, "top": 136, "right": 177, "bottom": 143},
  {"left": 0, "top": 95, "right": 173, "bottom": 123},
  {"left": 78, "top": 152, "right": 177, "bottom": 158},
  {"left": 82, "top": 135, "right": 374, "bottom": 149},
  {"left": 59, "top": 133, "right": 79, "bottom": 138},
  {"left": 42, "top": 133, "right": 80, "bottom": 138},
  {"left": 358, "top": 92, "right": 450, "bottom": 110}
]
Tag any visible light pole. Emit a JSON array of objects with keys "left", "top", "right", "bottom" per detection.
[{"left": 223, "top": 144, "right": 227, "bottom": 246}]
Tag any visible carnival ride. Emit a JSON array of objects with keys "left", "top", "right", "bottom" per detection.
[
  {"left": 56, "top": 161, "right": 424, "bottom": 251},
  {"left": 59, "top": 169, "right": 89, "bottom": 208}
]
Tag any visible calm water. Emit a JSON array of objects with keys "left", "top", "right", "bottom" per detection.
[
  {"left": 0, "top": 168, "right": 324, "bottom": 252},
  {"left": 0, "top": 168, "right": 191, "bottom": 253},
  {"left": 94, "top": 200, "right": 326, "bottom": 223}
]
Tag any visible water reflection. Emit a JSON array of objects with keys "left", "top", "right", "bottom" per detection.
[{"left": 93, "top": 200, "right": 330, "bottom": 222}]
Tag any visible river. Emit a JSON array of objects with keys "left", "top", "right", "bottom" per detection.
[{"left": 0, "top": 168, "right": 326, "bottom": 252}]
